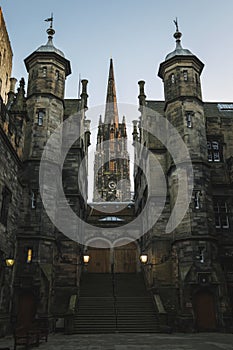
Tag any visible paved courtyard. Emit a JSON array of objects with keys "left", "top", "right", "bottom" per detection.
[{"left": 1, "top": 333, "right": 233, "bottom": 350}]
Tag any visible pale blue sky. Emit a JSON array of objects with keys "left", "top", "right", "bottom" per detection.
[{"left": 1, "top": 0, "right": 233, "bottom": 108}]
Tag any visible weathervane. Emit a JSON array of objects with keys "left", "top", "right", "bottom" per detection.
[
  {"left": 45, "top": 13, "right": 54, "bottom": 29},
  {"left": 44, "top": 13, "right": 55, "bottom": 38},
  {"left": 173, "top": 17, "right": 179, "bottom": 32}
]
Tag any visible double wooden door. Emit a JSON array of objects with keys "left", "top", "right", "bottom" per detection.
[{"left": 87, "top": 243, "right": 138, "bottom": 273}]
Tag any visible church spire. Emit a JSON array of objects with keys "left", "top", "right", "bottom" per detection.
[{"left": 104, "top": 58, "right": 119, "bottom": 127}]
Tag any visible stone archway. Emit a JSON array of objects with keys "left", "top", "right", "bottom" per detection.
[{"left": 194, "top": 289, "right": 217, "bottom": 331}]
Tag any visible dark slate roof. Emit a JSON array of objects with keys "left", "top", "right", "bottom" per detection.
[
  {"left": 64, "top": 99, "right": 81, "bottom": 119},
  {"left": 145, "top": 100, "right": 233, "bottom": 119},
  {"left": 146, "top": 100, "right": 165, "bottom": 115},
  {"left": 165, "top": 42, "right": 193, "bottom": 61},
  {"left": 36, "top": 37, "right": 65, "bottom": 58},
  {"left": 203, "top": 102, "right": 233, "bottom": 118}
]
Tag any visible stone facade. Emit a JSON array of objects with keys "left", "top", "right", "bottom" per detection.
[
  {"left": 0, "top": 15, "right": 90, "bottom": 336},
  {"left": 93, "top": 59, "right": 131, "bottom": 202},
  {"left": 0, "top": 7, "right": 12, "bottom": 103},
  {"left": 134, "top": 27, "right": 233, "bottom": 331},
  {"left": 0, "top": 9, "right": 233, "bottom": 337}
]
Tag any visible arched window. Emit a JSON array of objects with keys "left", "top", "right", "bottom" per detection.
[
  {"left": 207, "top": 140, "right": 222, "bottom": 162},
  {"left": 38, "top": 110, "right": 45, "bottom": 126},
  {"left": 183, "top": 70, "right": 188, "bottom": 81},
  {"left": 42, "top": 67, "right": 47, "bottom": 77},
  {"left": 55, "top": 70, "right": 59, "bottom": 81}
]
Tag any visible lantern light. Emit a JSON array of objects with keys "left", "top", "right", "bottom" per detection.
[{"left": 140, "top": 254, "right": 148, "bottom": 264}]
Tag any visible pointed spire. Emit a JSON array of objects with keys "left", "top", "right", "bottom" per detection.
[
  {"left": 10, "top": 78, "right": 27, "bottom": 112},
  {"left": 104, "top": 58, "right": 119, "bottom": 127}
]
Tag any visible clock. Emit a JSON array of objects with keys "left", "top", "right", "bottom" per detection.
[{"left": 108, "top": 181, "right": 116, "bottom": 190}]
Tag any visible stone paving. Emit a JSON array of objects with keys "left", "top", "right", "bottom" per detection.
[{"left": 1, "top": 333, "right": 233, "bottom": 350}]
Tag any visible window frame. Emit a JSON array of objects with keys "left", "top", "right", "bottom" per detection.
[
  {"left": 207, "top": 138, "right": 223, "bottom": 162},
  {"left": 37, "top": 110, "right": 45, "bottom": 126},
  {"left": 185, "top": 111, "right": 193, "bottom": 128},
  {"left": 42, "top": 66, "right": 47, "bottom": 77},
  {"left": 213, "top": 198, "right": 230, "bottom": 229},
  {"left": 183, "top": 70, "right": 188, "bottom": 81}
]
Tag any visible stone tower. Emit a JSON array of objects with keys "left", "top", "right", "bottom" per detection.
[
  {"left": 14, "top": 19, "right": 72, "bottom": 320},
  {"left": 93, "top": 59, "right": 131, "bottom": 202}
]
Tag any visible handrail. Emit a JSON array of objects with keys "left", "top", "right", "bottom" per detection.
[{"left": 111, "top": 263, "right": 118, "bottom": 330}]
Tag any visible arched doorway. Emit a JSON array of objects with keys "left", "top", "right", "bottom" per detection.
[
  {"left": 17, "top": 291, "right": 36, "bottom": 329},
  {"left": 194, "top": 289, "right": 217, "bottom": 331}
]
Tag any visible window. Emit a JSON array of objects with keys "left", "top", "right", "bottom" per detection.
[
  {"left": 38, "top": 110, "right": 45, "bottom": 126},
  {"left": 42, "top": 67, "right": 47, "bottom": 77},
  {"left": 27, "top": 248, "right": 33, "bottom": 263},
  {"left": 196, "top": 247, "right": 205, "bottom": 263},
  {"left": 0, "top": 186, "right": 12, "bottom": 227},
  {"left": 5, "top": 73, "right": 8, "bottom": 86},
  {"left": 55, "top": 70, "right": 59, "bottom": 81},
  {"left": 194, "top": 191, "right": 201, "bottom": 209},
  {"left": 207, "top": 140, "right": 222, "bottom": 162},
  {"left": 183, "top": 70, "right": 188, "bottom": 81},
  {"left": 186, "top": 112, "right": 192, "bottom": 128},
  {"left": 171, "top": 74, "right": 175, "bottom": 84},
  {"left": 214, "top": 199, "right": 229, "bottom": 229},
  {"left": 31, "top": 191, "right": 36, "bottom": 209}
]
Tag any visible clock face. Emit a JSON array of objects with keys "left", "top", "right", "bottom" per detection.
[{"left": 108, "top": 181, "right": 116, "bottom": 189}]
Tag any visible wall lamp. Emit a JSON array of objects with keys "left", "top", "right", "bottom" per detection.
[
  {"left": 139, "top": 254, "right": 148, "bottom": 264},
  {"left": 83, "top": 254, "right": 90, "bottom": 264},
  {"left": 5, "top": 258, "right": 15, "bottom": 267},
  {"left": 139, "top": 254, "right": 155, "bottom": 267},
  {"left": 140, "top": 253, "right": 170, "bottom": 267}
]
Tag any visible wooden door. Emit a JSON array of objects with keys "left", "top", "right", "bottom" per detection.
[
  {"left": 114, "top": 243, "right": 137, "bottom": 273},
  {"left": 87, "top": 248, "right": 111, "bottom": 273},
  {"left": 194, "top": 290, "right": 217, "bottom": 331},
  {"left": 17, "top": 292, "right": 36, "bottom": 329}
]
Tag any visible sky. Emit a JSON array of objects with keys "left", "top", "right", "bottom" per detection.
[
  {"left": 1, "top": 0, "right": 233, "bottom": 106},
  {"left": 1, "top": 0, "right": 233, "bottom": 200}
]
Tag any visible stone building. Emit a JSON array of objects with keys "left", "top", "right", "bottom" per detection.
[
  {"left": 0, "top": 7, "right": 12, "bottom": 103},
  {"left": 0, "top": 13, "right": 90, "bottom": 336},
  {"left": 134, "top": 24, "right": 233, "bottom": 331},
  {"left": 0, "top": 8, "right": 233, "bottom": 337}
]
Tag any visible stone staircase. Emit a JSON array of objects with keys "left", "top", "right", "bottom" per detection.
[{"left": 72, "top": 272, "right": 162, "bottom": 333}]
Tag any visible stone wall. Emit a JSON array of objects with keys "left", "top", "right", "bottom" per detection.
[{"left": 0, "top": 8, "right": 12, "bottom": 103}]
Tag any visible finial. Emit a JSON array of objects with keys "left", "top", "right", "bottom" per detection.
[
  {"left": 173, "top": 17, "right": 182, "bottom": 43},
  {"left": 45, "top": 13, "right": 55, "bottom": 39},
  {"left": 173, "top": 17, "right": 179, "bottom": 32}
]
